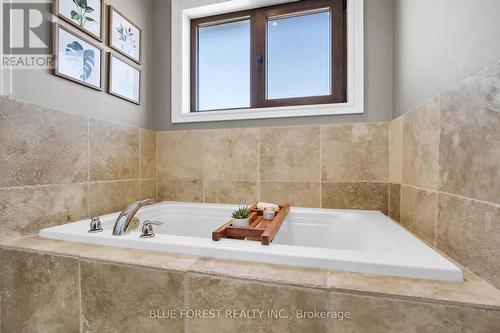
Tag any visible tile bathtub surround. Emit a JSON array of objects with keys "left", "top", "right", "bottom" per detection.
[
  {"left": 89, "top": 118, "right": 140, "bottom": 182},
  {"left": 400, "top": 185, "right": 438, "bottom": 247},
  {"left": 2, "top": 242, "right": 500, "bottom": 332},
  {"left": 80, "top": 261, "right": 185, "bottom": 333},
  {"left": 260, "top": 181, "right": 321, "bottom": 208},
  {"left": 260, "top": 126, "right": 320, "bottom": 182},
  {"left": 0, "top": 97, "right": 155, "bottom": 243},
  {"left": 321, "top": 123, "right": 389, "bottom": 182},
  {"left": 204, "top": 128, "right": 259, "bottom": 181},
  {"left": 87, "top": 180, "right": 141, "bottom": 217},
  {"left": 439, "top": 69, "right": 500, "bottom": 204},
  {"left": 0, "top": 249, "right": 80, "bottom": 333},
  {"left": 388, "top": 183, "right": 401, "bottom": 222},
  {"left": 0, "top": 183, "right": 88, "bottom": 243},
  {"left": 157, "top": 124, "right": 390, "bottom": 211},
  {"left": 186, "top": 273, "right": 330, "bottom": 333},
  {"left": 437, "top": 194, "right": 500, "bottom": 289},
  {"left": 0, "top": 98, "right": 88, "bottom": 187},
  {"left": 322, "top": 182, "right": 389, "bottom": 215},
  {"left": 391, "top": 60, "right": 500, "bottom": 290},
  {"left": 204, "top": 180, "right": 258, "bottom": 205},
  {"left": 402, "top": 98, "right": 440, "bottom": 190},
  {"left": 140, "top": 129, "right": 157, "bottom": 179},
  {"left": 389, "top": 117, "right": 403, "bottom": 184}
]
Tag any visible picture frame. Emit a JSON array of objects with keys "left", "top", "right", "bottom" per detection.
[
  {"left": 108, "top": 53, "right": 142, "bottom": 104},
  {"left": 54, "top": 0, "right": 104, "bottom": 42},
  {"left": 53, "top": 24, "right": 104, "bottom": 91},
  {"left": 108, "top": 6, "right": 142, "bottom": 64}
]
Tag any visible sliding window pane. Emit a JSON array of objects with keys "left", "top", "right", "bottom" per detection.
[
  {"left": 267, "top": 11, "right": 331, "bottom": 100},
  {"left": 197, "top": 19, "right": 250, "bottom": 111}
]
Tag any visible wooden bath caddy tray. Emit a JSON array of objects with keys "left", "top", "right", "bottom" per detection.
[{"left": 212, "top": 203, "right": 290, "bottom": 245}]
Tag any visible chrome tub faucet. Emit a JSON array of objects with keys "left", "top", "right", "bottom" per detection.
[{"left": 112, "top": 198, "right": 157, "bottom": 236}]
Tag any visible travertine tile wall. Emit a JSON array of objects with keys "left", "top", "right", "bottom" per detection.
[
  {"left": 2, "top": 247, "right": 500, "bottom": 333},
  {"left": 389, "top": 61, "right": 500, "bottom": 289},
  {"left": 0, "top": 97, "right": 156, "bottom": 243},
  {"left": 157, "top": 123, "right": 390, "bottom": 213}
]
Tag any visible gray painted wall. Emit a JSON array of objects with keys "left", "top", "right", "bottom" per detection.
[
  {"left": 11, "top": 0, "right": 156, "bottom": 130},
  {"left": 154, "top": 0, "right": 394, "bottom": 131},
  {"left": 393, "top": 0, "right": 500, "bottom": 117}
]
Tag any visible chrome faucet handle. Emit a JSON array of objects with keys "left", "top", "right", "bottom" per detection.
[
  {"left": 88, "top": 217, "right": 103, "bottom": 233},
  {"left": 140, "top": 220, "right": 163, "bottom": 238}
]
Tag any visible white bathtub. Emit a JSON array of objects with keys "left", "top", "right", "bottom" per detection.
[{"left": 39, "top": 202, "right": 463, "bottom": 282}]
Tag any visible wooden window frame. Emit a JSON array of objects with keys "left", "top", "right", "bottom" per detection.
[{"left": 190, "top": 0, "right": 347, "bottom": 113}]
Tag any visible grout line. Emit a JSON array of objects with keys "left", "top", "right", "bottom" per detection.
[
  {"left": 139, "top": 129, "right": 142, "bottom": 197},
  {"left": 257, "top": 128, "right": 261, "bottom": 201},
  {"left": 434, "top": 95, "right": 442, "bottom": 248},
  {"left": 155, "top": 132, "right": 158, "bottom": 201},
  {"left": 78, "top": 261, "right": 83, "bottom": 333},
  {"left": 87, "top": 117, "right": 90, "bottom": 217},
  {"left": 183, "top": 274, "right": 190, "bottom": 333},
  {"left": 0, "top": 179, "right": 154, "bottom": 191},
  {"left": 401, "top": 183, "right": 500, "bottom": 208},
  {"left": 319, "top": 126, "right": 323, "bottom": 208},
  {"left": 388, "top": 120, "right": 394, "bottom": 183}
]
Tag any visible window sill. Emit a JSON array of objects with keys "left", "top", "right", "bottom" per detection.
[{"left": 172, "top": 102, "right": 363, "bottom": 123}]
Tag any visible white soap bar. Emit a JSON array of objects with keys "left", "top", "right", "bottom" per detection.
[{"left": 257, "top": 202, "right": 280, "bottom": 212}]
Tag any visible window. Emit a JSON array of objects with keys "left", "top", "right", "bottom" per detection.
[{"left": 191, "top": 0, "right": 347, "bottom": 112}]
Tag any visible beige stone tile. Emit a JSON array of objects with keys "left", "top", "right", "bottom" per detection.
[
  {"left": 402, "top": 98, "right": 440, "bottom": 190},
  {"left": 437, "top": 193, "right": 500, "bottom": 290},
  {"left": 0, "top": 183, "right": 87, "bottom": 242},
  {"left": 140, "top": 179, "right": 156, "bottom": 200},
  {"left": 326, "top": 268, "right": 500, "bottom": 310},
  {"left": 260, "top": 126, "right": 320, "bottom": 181},
  {"left": 329, "top": 292, "right": 500, "bottom": 333},
  {"left": 400, "top": 185, "right": 437, "bottom": 246},
  {"left": 7, "top": 236, "right": 199, "bottom": 273},
  {"left": 80, "top": 261, "right": 184, "bottom": 333},
  {"left": 321, "top": 182, "right": 389, "bottom": 215},
  {"left": 389, "top": 183, "right": 401, "bottom": 222},
  {"left": 322, "top": 123, "right": 389, "bottom": 182},
  {"left": 157, "top": 130, "right": 205, "bottom": 180},
  {"left": 89, "top": 119, "right": 139, "bottom": 181},
  {"left": 157, "top": 179, "right": 203, "bottom": 202},
  {"left": 0, "top": 98, "right": 88, "bottom": 187},
  {"left": 8, "top": 236, "right": 500, "bottom": 311},
  {"left": 194, "top": 257, "right": 328, "bottom": 290},
  {"left": 439, "top": 77, "right": 500, "bottom": 203},
  {"left": 204, "top": 180, "right": 257, "bottom": 205},
  {"left": 186, "top": 273, "right": 330, "bottom": 333},
  {"left": 0, "top": 249, "right": 79, "bottom": 333},
  {"left": 203, "top": 128, "right": 258, "bottom": 180},
  {"left": 88, "top": 180, "right": 140, "bottom": 216},
  {"left": 260, "top": 181, "right": 320, "bottom": 208},
  {"left": 389, "top": 117, "right": 403, "bottom": 183},
  {"left": 140, "top": 129, "right": 156, "bottom": 179}
]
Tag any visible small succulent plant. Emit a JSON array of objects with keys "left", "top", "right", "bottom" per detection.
[{"left": 232, "top": 206, "right": 250, "bottom": 219}]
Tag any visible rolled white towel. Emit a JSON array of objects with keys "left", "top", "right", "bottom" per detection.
[{"left": 257, "top": 202, "right": 280, "bottom": 212}]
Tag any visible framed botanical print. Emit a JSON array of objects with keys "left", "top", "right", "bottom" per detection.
[
  {"left": 109, "top": 6, "right": 142, "bottom": 64},
  {"left": 54, "top": 0, "right": 104, "bottom": 41},
  {"left": 54, "top": 24, "right": 103, "bottom": 91},
  {"left": 108, "top": 53, "right": 141, "bottom": 104}
]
